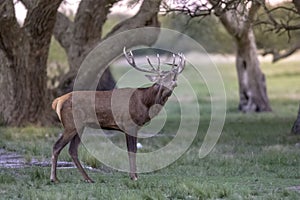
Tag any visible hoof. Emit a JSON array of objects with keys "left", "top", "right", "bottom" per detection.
[
  {"left": 50, "top": 178, "right": 59, "bottom": 183},
  {"left": 84, "top": 179, "right": 95, "bottom": 183},
  {"left": 130, "top": 174, "right": 138, "bottom": 181}
]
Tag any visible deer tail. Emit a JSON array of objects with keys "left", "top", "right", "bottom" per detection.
[
  {"left": 52, "top": 98, "right": 62, "bottom": 121},
  {"left": 52, "top": 94, "right": 70, "bottom": 122}
]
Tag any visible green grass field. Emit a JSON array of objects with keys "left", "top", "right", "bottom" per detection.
[{"left": 1, "top": 57, "right": 300, "bottom": 199}]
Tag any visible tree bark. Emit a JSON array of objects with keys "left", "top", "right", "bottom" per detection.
[
  {"left": 53, "top": 0, "right": 118, "bottom": 95},
  {"left": 293, "top": 0, "right": 300, "bottom": 13},
  {"left": 291, "top": 103, "right": 300, "bottom": 134},
  {"left": 54, "top": 0, "right": 161, "bottom": 95},
  {"left": 213, "top": 1, "right": 272, "bottom": 112},
  {"left": 0, "top": 0, "right": 62, "bottom": 126},
  {"left": 53, "top": 0, "right": 162, "bottom": 96},
  {"left": 235, "top": 29, "right": 271, "bottom": 112}
]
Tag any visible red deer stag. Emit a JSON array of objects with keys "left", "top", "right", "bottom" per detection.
[{"left": 50, "top": 48, "right": 186, "bottom": 183}]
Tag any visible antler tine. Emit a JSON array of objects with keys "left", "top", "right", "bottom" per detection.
[
  {"left": 146, "top": 56, "right": 158, "bottom": 72},
  {"left": 157, "top": 54, "right": 160, "bottom": 71},
  {"left": 123, "top": 47, "right": 157, "bottom": 74},
  {"left": 146, "top": 53, "right": 162, "bottom": 73},
  {"left": 177, "top": 53, "right": 186, "bottom": 73},
  {"left": 171, "top": 53, "right": 185, "bottom": 81},
  {"left": 123, "top": 47, "right": 134, "bottom": 65},
  {"left": 172, "top": 53, "right": 176, "bottom": 68}
]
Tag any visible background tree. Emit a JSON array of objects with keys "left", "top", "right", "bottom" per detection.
[
  {"left": 0, "top": 0, "right": 63, "bottom": 126},
  {"left": 256, "top": 0, "right": 300, "bottom": 134},
  {"left": 165, "top": 0, "right": 272, "bottom": 112},
  {"left": 53, "top": 0, "right": 162, "bottom": 96},
  {"left": 0, "top": 0, "right": 162, "bottom": 126},
  {"left": 213, "top": 0, "right": 272, "bottom": 112},
  {"left": 258, "top": 1, "right": 300, "bottom": 62}
]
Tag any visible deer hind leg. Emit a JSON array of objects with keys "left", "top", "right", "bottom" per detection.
[
  {"left": 68, "top": 134, "right": 94, "bottom": 183},
  {"left": 125, "top": 133, "right": 138, "bottom": 180},
  {"left": 50, "top": 130, "right": 76, "bottom": 183}
]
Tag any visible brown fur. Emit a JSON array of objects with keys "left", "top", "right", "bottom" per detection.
[{"left": 50, "top": 84, "right": 173, "bottom": 183}]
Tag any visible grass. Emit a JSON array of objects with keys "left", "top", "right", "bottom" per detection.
[{"left": 1, "top": 58, "right": 300, "bottom": 199}]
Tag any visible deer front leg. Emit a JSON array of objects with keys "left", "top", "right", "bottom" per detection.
[{"left": 125, "top": 133, "right": 138, "bottom": 180}]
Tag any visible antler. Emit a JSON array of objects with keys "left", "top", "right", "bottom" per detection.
[
  {"left": 176, "top": 53, "right": 186, "bottom": 74},
  {"left": 123, "top": 47, "right": 186, "bottom": 75},
  {"left": 168, "top": 52, "right": 186, "bottom": 81},
  {"left": 146, "top": 54, "right": 161, "bottom": 72},
  {"left": 123, "top": 47, "right": 160, "bottom": 74},
  {"left": 167, "top": 53, "right": 186, "bottom": 73}
]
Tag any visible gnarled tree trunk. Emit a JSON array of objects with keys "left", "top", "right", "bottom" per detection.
[
  {"left": 0, "top": 0, "right": 62, "bottom": 126},
  {"left": 213, "top": 0, "right": 272, "bottom": 112},
  {"left": 236, "top": 29, "right": 271, "bottom": 112},
  {"left": 54, "top": 0, "right": 162, "bottom": 96}
]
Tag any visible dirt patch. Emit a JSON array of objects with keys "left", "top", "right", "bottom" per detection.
[
  {"left": 0, "top": 149, "right": 27, "bottom": 168},
  {"left": 287, "top": 186, "right": 300, "bottom": 192},
  {"left": 0, "top": 148, "right": 74, "bottom": 168},
  {"left": 0, "top": 148, "right": 113, "bottom": 174}
]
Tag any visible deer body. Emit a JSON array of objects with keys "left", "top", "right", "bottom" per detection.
[
  {"left": 53, "top": 84, "right": 171, "bottom": 130},
  {"left": 50, "top": 48, "right": 185, "bottom": 183}
]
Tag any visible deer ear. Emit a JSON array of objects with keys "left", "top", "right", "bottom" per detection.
[{"left": 145, "top": 74, "right": 159, "bottom": 82}]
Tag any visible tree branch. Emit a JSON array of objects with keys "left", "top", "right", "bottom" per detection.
[
  {"left": 207, "top": 0, "right": 253, "bottom": 38},
  {"left": 248, "top": 0, "right": 262, "bottom": 21},
  {"left": 23, "top": 0, "right": 63, "bottom": 42},
  {"left": 73, "top": 0, "right": 120, "bottom": 46},
  {"left": 257, "top": 1, "right": 300, "bottom": 62},
  {"left": 0, "top": 0, "right": 23, "bottom": 56},
  {"left": 53, "top": 12, "right": 73, "bottom": 51},
  {"left": 161, "top": 1, "right": 213, "bottom": 17},
  {"left": 163, "top": 0, "right": 252, "bottom": 39},
  {"left": 19, "top": 0, "right": 34, "bottom": 9},
  {"left": 104, "top": 0, "right": 162, "bottom": 40},
  {"left": 56, "top": 0, "right": 162, "bottom": 94},
  {"left": 293, "top": 0, "right": 300, "bottom": 14},
  {"left": 162, "top": 0, "right": 242, "bottom": 18},
  {"left": 262, "top": 41, "right": 300, "bottom": 62},
  {"left": 259, "top": 1, "right": 300, "bottom": 36}
]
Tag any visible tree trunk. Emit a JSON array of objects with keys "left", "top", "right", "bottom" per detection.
[
  {"left": 53, "top": 0, "right": 162, "bottom": 96},
  {"left": 292, "top": 103, "right": 300, "bottom": 134},
  {"left": 213, "top": 1, "right": 272, "bottom": 112},
  {"left": 235, "top": 29, "right": 272, "bottom": 112},
  {"left": 0, "top": 44, "right": 50, "bottom": 125},
  {"left": 53, "top": 0, "right": 120, "bottom": 95},
  {"left": 0, "top": 0, "right": 62, "bottom": 126}
]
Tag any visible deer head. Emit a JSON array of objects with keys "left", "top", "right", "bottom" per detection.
[{"left": 123, "top": 47, "right": 186, "bottom": 91}]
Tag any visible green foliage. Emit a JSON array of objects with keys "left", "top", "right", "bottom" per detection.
[
  {"left": 48, "top": 38, "right": 68, "bottom": 65},
  {"left": 47, "top": 37, "right": 69, "bottom": 89},
  {"left": 102, "top": 14, "right": 130, "bottom": 37},
  {"left": 160, "top": 14, "right": 234, "bottom": 53}
]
